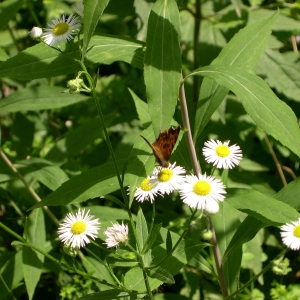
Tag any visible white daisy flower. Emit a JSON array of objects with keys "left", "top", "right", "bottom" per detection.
[
  {"left": 153, "top": 162, "right": 186, "bottom": 195},
  {"left": 179, "top": 173, "right": 226, "bottom": 210},
  {"left": 29, "top": 26, "right": 43, "bottom": 39},
  {"left": 74, "top": 1, "right": 84, "bottom": 18},
  {"left": 42, "top": 14, "right": 81, "bottom": 46},
  {"left": 104, "top": 221, "right": 129, "bottom": 248},
  {"left": 202, "top": 140, "right": 242, "bottom": 169},
  {"left": 58, "top": 209, "right": 100, "bottom": 249},
  {"left": 280, "top": 218, "right": 300, "bottom": 250},
  {"left": 134, "top": 176, "right": 160, "bottom": 203}
]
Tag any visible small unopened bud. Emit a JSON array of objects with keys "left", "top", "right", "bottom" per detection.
[
  {"left": 202, "top": 230, "right": 213, "bottom": 241},
  {"left": 63, "top": 244, "right": 77, "bottom": 257},
  {"left": 29, "top": 27, "right": 43, "bottom": 39},
  {"left": 272, "top": 258, "right": 292, "bottom": 275},
  {"left": 67, "top": 78, "right": 83, "bottom": 95}
]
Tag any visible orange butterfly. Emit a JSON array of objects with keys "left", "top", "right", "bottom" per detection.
[{"left": 141, "top": 126, "right": 180, "bottom": 168}]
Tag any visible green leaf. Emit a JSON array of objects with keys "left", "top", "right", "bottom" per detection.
[
  {"left": 17, "top": 158, "right": 69, "bottom": 191},
  {"left": 82, "top": 257, "right": 115, "bottom": 288},
  {"left": 248, "top": 9, "right": 300, "bottom": 33},
  {"left": 0, "top": 251, "right": 23, "bottom": 300},
  {"left": 254, "top": 49, "right": 300, "bottom": 102},
  {"left": 136, "top": 208, "right": 149, "bottom": 251},
  {"left": 82, "top": 0, "right": 110, "bottom": 56},
  {"left": 193, "top": 11, "right": 278, "bottom": 140},
  {"left": 190, "top": 65, "right": 300, "bottom": 158},
  {"left": 0, "top": 0, "right": 23, "bottom": 31},
  {"left": 125, "top": 126, "right": 156, "bottom": 206},
  {"left": 188, "top": 254, "right": 215, "bottom": 276},
  {"left": 212, "top": 201, "right": 242, "bottom": 294},
  {"left": 0, "top": 47, "right": 9, "bottom": 61},
  {"left": 0, "top": 35, "right": 144, "bottom": 80},
  {"left": 45, "top": 118, "right": 103, "bottom": 164},
  {"left": 274, "top": 177, "right": 300, "bottom": 210},
  {"left": 144, "top": 0, "right": 181, "bottom": 135},
  {"left": 23, "top": 209, "right": 45, "bottom": 300},
  {"left": 226, "top": 188, "right": 300, "bottom": 226},
  {"left": 102, "top": 195, "right": 126, "bottom": 209},
  {"left": 124, "top": 229, "right": 207, "bottom": 292},
  {"left": 29, "top": 159, "right": 127, "bottom": 209},
  {"left": 136, "top": 208, "right": 152, "bottom": 266},
  {"left": 129, "top": 88, "right": 151, "bottom": 126},
  {"left": 223, "top": 216, "right": 265, "bottom": 262},
  {"left": 147, "top": 266, "right": 174, "bottom": 284},
  {"left": 77, "top": 289, "right": 141, "bottom": 299},
  {"left": 142, "top": 223, "right": 162, "bottom": 255},
  {"left": 166, "top": 230, "right": 172, "bottom": 255},
  {"left": 0, "top": 86, "right": 89, "bottom": 113}
]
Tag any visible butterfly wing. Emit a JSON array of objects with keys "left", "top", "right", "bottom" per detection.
[
  {"left": 141, "top": 126, "right": 180, "bottom": 167},
  {"left": 152, "top": 125, "right": 180, "bottom": 167}
]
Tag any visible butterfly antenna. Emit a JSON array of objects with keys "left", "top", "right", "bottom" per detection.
[{"left": 140, "top": 135, "right": 154, "bottom": 149}]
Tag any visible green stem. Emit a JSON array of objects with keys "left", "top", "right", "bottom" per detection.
[
  {"left": 0, "top": 273, "right": 17, "bottom": 300},
  {"left": 137, "top": 254, "right": 154, "bottom": 300},
  {"left": 147, "top": 209, "right": 197, "bottom": 269},
  {"left": 85, "top": 247, "right": 122, "bottom": 286},
  {"left": 209, "top": 216, "right": 228, "bottom": 297},
  {"left": 224, "top": 249, "right": 289, "bottom": 299},
  {"left": 27, "top": 0, "right": 42, "bottom": 27},
  {"left": 0, "top": 150, "right": 59, "bottom": 226},
  {"left": 78, "top": 62, "right": 142, "bottom": 254}
]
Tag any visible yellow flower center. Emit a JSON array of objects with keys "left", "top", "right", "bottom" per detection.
[
  {"left": 140, "top": 179, "right": 155, "bottom": 191},
  {"left": 71, "top": 221, "right": 86, "bottom": 235},
  {"left": 216, "top": 145, "right": 230, "bottom": 157},
  {"left": 293, "top": 225, "right": 300, "bottom": 238},
  {"left": 53, "top": 22, "right": 69, "bottom": 36},
  {"left": 158, "top": 168, "right": 173, "bottom": 182},
  {"left": 193, "top": 180, "right": 211, "bottom": 196}
]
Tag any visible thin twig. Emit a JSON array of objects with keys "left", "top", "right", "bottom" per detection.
[
  {"left": 0, "top": 150, "right": 59, "bottom": 226},
  {"left": 280, "top": 165, "right": 297, "bottom": 180},
  {"left": 263, "top": 133, "right": 287, "bottom": 186}
]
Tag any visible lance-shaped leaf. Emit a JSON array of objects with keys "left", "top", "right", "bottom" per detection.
[
  {"left": 144, "top": 0, "right": 181, "bottom": 135},
  {"left": 0, "top": 86, "right": 89, "bottom": 113},
  {"left": 29, "top": 159, "right": 127, "bottom": 209},
  {"left": 82, "top": 0, "right": 110, "bottom": 56},
  {"left": 0, "top": 35, "right": 144, "bottom": 80},
  {"left": 193, "top": 11, "right": 278, "bottom": 140},
  {"left": 23, "top": 209, "right": 45, "bottom": 300},
  {"left": 189, "top": 65, "right": 300, "bottom": 158}
]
